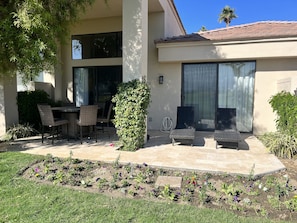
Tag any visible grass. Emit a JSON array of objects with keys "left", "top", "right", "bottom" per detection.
[{"left": 0, "top": 152, "right": 291, "bottom": 223}]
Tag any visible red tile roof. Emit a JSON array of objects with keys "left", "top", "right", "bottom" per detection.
[{"left": 155, "top": 21, "right": 297, "bottom": 43}]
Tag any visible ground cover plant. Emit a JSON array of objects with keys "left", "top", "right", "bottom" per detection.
[{"left": 12, "top": 150, "right": 297, "bottom": 222}]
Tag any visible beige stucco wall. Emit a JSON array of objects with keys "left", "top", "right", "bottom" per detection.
[
  {"left": 159, "top": 0, "right": 185, "bottom": 37},
  {"left": 253, "top": 58, "right": 297, "bottom": 135},
  {"left": 157, "top": 38, "right": 297, "bottom": 63},
  {"left": 0, "top": 76, "right": 18, "bottom": 135},
  {"left": 147, "top": 12, "right": 183, "bottom": 130},
  {"left": 122, "top": 0, "right": 148, "bottom": 82}
]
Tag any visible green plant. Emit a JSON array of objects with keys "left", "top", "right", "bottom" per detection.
[
  {"left": 1, "top": 123, "right": 38, "bottom": 141},
  {"left": 159, "top": 184, "right": 176, "bottom": 201},
  {"left": 284, "top": 195, "right": 297, "bottom": 211},
  {"left": 17, "top": 90, "right": 59, "bottom": 130},
  {"left": 267, "top": 195, "right": 282, "bottom": 209},
  {"left": 197, "top": 183, "right": 209, "bottom": 204},
  {"left": 112, "top": 155, "right": 121, "bottom": 169},
  {"left": 221, "top": 182, "right": 243, "bottom": 201},
  {"left": 261, "top": 91, "right": 297, "bottom": 158},
  {"left": 260, "top": 132, "right": 297, "bottom": 158},
  {"left": 134, "top": 172, "right": 146, "bottom": 184},
  {"left": 269, "top": 91, "right": 297, "bottom": 135},
  {"left": 97, "top": 178, "right": 108, "bottom": 190},
  {"left": 112, "top": 79, "right": 150, "bottom": 151},
  {"left": 247, "top": 164, "right": 255, "bottom": 181}
]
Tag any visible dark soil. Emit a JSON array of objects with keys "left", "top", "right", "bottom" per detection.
[{"left": 17, "top": 153, "right": 297, "bottom": 222}]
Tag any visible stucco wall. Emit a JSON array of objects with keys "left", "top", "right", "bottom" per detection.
[
  {"left": 147, "top": 12, "right": 183, "bottom": 130},
  {"left": 253, "top": 58, "right": 297, "bottom": 135},
  {"left": 0, "top": 76, "right": 18, "bottom": 135},
  {"left": 157, "top": 39, "right": 297, "bottom": 63},
  {"left": 159, "top": 0, "right": 185, "bottom": 37}
]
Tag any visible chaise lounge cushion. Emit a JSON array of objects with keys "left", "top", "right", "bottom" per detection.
[{"left": 169, "top": 127, "right": 195, "bottom": 146}]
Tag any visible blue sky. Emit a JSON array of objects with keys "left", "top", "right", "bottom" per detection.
[{"left": 174, "top": 0, "right": 297, "bottom": 34}]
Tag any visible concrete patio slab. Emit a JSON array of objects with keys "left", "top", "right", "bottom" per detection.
[{"left": 15, "top": 130, "right": 285, "bottom": 177}]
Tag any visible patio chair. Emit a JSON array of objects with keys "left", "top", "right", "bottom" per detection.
[
  {"left": 77, "top": 105, "right": 98, "bottom": 144},
  {"left": 37, "top": 104, "right": 69, "bottom": 144},
  {"left": 97, "top": 102, "right": 113, "bottom": 133},
  {"left": 169, "top": 106, "right": 195, "bottom": 146},
  {"left": 214, "top": 108, "right": 241, "bottom": 150}
]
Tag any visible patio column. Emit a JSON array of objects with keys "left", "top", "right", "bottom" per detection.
[
  {"left": 0, "top": 76, "right": 19, "bottom": 136},
  {"left": 122, "top": 0, "right": 148, "bottom": 82}
]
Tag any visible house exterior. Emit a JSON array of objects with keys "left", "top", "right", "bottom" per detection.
[
  {"left": 155, "top": 21, "right": 297, "bottom": 135},
  {"left": 10, "top": 0, "right": 297, "bottom": 136}
]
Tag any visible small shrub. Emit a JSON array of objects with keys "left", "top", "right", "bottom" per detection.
[
  {"left": 262, "top": 91, "right": 297, "bottom": 158},
  {"left": 1, "top": 123, "right": 38, "bottom": 141},
  {"left": 17, "top": 90, "right": 61, "bottom": 130},
  {"left": 260, "top": 132, "right": 297, "bottom": 158},
  {"left": 269, "top": 91, "right": 297, "bottom": 135}
]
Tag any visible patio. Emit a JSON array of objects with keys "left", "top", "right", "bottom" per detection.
[{"left": 15, "top": 129, "right": 285, "bottom": 177}]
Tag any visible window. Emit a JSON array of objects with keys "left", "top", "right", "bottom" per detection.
[
  {"left": 73, "top": 66, "right": 122, "bottom": 107},
  {"left": 72, "top": 32, "right": 122, "bottom": 59},
  {"left": 182, "top": 61, "right": 255, "bottom": 132}
]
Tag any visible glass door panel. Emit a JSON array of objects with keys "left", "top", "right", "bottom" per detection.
[
  {"left": 183, "top": 64, "right": 217, "bottom": 130},
  {"left": 218, "top": 62, "right": 255, "bottom": 132}
]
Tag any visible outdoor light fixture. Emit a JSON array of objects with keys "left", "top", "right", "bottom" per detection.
[{"left": 159, "top": 75, "right": 164, "bottom": 84}]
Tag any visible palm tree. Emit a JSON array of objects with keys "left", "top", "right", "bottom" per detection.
[
  {"left": 218, "top": 5, "right": 238, "bottom": 27},
  {"left": 199, "top": 26, "right": 207, "bottom": 32}
]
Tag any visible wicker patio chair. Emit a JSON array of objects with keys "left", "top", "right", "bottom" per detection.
[
  {"left": 97, "top": 103, "right": 113, "bottom": 132},
  {"left": 77, "top": 105, "right": 98, "bottom": 144},
  {"left": 37, "top": 104, "right": 69, "bottom": 144}
]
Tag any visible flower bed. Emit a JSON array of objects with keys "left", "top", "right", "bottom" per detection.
[{"left": 20, "top": 154, "right": 297, "bottom": 222}]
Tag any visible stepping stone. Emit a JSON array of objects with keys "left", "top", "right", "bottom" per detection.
[{"left": 155, "top": 176, "right": 182, "bottom": 188}]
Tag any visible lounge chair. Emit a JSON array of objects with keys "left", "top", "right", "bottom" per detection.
[
  {"left": 214, "top": 108, "right": 241, "bottom": 150},
  {"left": 169, "top": 106, "right": 195, "bottom": 146}
]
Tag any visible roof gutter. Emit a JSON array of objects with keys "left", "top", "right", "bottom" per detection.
[{"left": 156, "top": 37, "right": 297, "bottom": 48}]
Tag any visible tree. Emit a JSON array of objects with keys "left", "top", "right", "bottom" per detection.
[
  {"left": 0, "top": 0, "right": 97, "bottom": 82},
  {"left": 218, "top": 5, "right": 238, "bottom": 27},
  {"left": 198, "top": 26, "right": 207, "bottom": 32}
]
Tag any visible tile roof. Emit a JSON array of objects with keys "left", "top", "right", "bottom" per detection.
[{"left": 155, "top": 21, "right": 297, "bottom": 43}]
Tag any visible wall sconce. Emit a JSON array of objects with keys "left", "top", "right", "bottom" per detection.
[{"left": 158, "top": 75, "right": 164, "bottom": 84}]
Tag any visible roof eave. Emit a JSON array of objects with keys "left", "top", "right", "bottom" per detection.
[{"left": 156, "top": 36, "right": 297, "bottom": 48}]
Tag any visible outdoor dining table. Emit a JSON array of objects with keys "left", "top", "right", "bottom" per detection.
[
  {"left": 51, "top": 106, "right": 81, "bottom": 138},
  {"left": 52, "top": 105, "right": 102, "bottom": 139}
]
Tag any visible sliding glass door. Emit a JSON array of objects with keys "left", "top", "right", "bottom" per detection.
[
  {"left": 73, "top": 66, "right": 122, "bottom": 107},
  {"left": 182, "top": 61, "right": 255, "bottom": 132}
]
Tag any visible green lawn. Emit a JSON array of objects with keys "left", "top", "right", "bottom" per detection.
[{"left": 0, "top": 152, "right": 290, "bottom": 223}]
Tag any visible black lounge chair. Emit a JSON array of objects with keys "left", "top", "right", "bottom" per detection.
[
  {"left": 169, "top": 106, "right": 195, "bottom": 146},
  {"left": 214, "top": 108, "right": 241, "bottom": 150}
]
